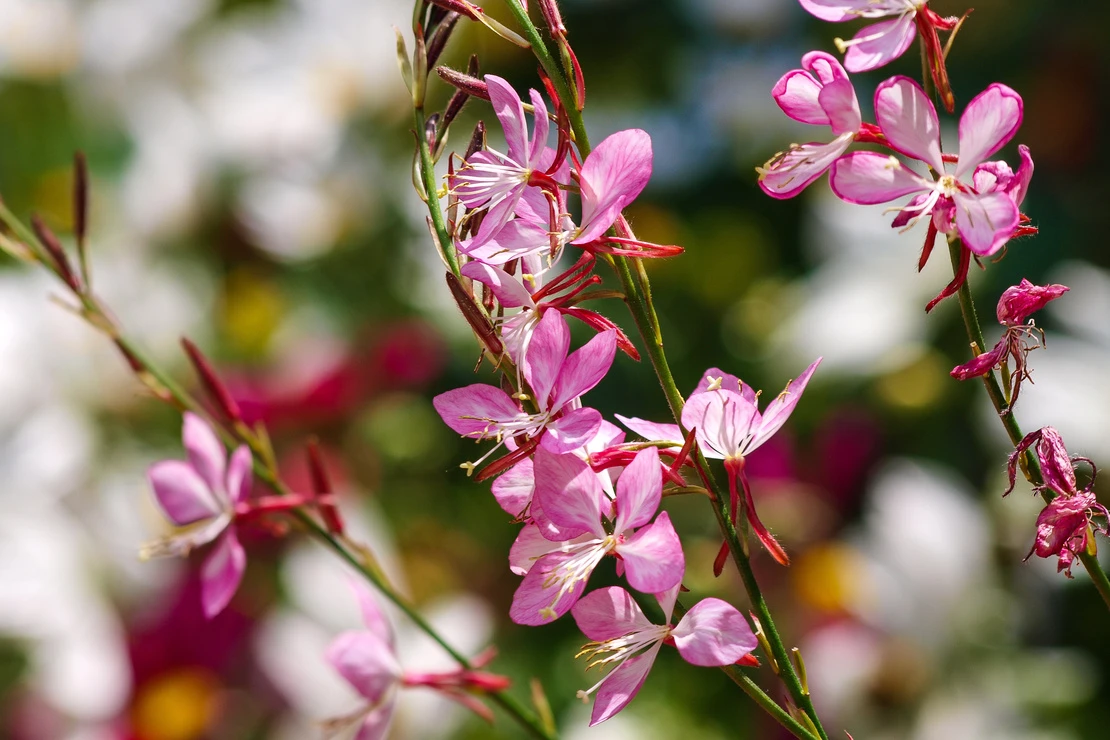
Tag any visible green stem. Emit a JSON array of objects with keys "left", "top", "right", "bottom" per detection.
[
  {"left": 947, "top": 238, "right": 1110, "bottom": 612},
  {"left": 500, "top": 4, "right": 830, "bottom": 738},
  {"left": 414, "top": 105, "right": 460, "bottom": 276}
]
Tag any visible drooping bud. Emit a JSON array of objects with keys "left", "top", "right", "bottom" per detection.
[
  {"left": 996, "top": 279, "right": 1069, "bottom": 326},
  {"left": 1034, "top": 427, "right": 1078, "bottom": 497},
  {"left": 181, "top": 337, "right": 243, "bottom": 423},
  {"left": 436, "top": 65, "right": 490, "bottom": 102}
]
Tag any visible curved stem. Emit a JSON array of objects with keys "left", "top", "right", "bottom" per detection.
[
  {"left": 947, "top": 238, "right": 1110, "bottom": 612},
  {"left": 499, "top": 3, "right": 830, "bottom": 738},
  {"left": 414, "top": 105, "right": 460, "bottom": 276}
]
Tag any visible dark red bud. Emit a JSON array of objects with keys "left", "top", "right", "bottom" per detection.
[
  {"left": 425, "top": 11, "right": 460, "bottom": 68},
  {"left": 31, "top": 214, "right": 81, "bottom": 294},
  {"left": 73, "top": 151, "right": 88, "bottom": 251},
  {"left": 436, "top": 65, "right": 489, "bottom": 101},
  {"left": 181, "top": 337, "right": 243, "bottom": 423},
  {"left": 307, "top": 439, "right": 346, "bottom": 535}
]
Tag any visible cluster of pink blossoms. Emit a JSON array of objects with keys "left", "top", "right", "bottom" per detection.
[{"left": 429, "top": 73, "right": 831, "bottom": 723}]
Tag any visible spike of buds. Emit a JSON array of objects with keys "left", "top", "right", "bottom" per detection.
[
  {"left": 307, "top": 439, "right": 346, "bottom": 535},
  {"left": 446, "top": 271, "right": 504, "bottom": 358},
  {"left": 31, "top": 214, "right": 81, "bottom": 294},
  {"left": 181, "top": 337, "right": 243, "bottom": 423}
]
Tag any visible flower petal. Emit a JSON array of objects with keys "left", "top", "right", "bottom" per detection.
[
  {"left": 748, "top": 357, "right": 822, "bottom": 453},
  {"left": 510, "top": 523, "right": 559, "bottom": 575},
  {"left": 461, "top": 261, "right": 535, "bottom": 309},
  {"left": 492, "top": 457, "right": 534, "bottom": 519},
  {"left": 874, "top": 76, "right": 942, "bottom": 171},
  {"left": 828, "top": 151, "right": 927, "bottom": 205},
  {"left": 325, "top": 630, "right": 402, "bottom": 702},
  {"left": 461, "top": 218, "right": 550, "bottom": 266},
  {"left": 527, "top": 88, "right": 550, "bottom": 167},
  {"left": 956, "top": 84, "right": 1024, "bottom": 178},
  {"left": 200, "top": 529, "right": 246, "bottom": 618},
  {"left": 618, "top": 512, "right": 685, "bottom": 594},
  {"left": 226, "top": 446, "right": 252, "bottom": 506},
  {"left": 433, "top": 384, "right": 522, "bottom": 439},
  {"left": 542, "top": 407, "right": 603, "bottom": 453},
  {"left": 533, "top": 448, "right": 606, "bottom": 538},
  {"left": 183, "top": 412, "right": 227, "bottom": 497},
  {"left": 842, "top": 15, "right": 917, "bottom": 73},
  {"left": 672, "top": 598, "right": 758, "bottom": 667},
  {"left": 551, "top": 329, "right": 617, "bottom": 410},
  {"left": 614, "top": 447, "right": 662, "bottom": 532},
  {"left": 952, "top": 190, "right": 1018, "bottom": 256},
  {"left": 996, "top": 279, "right": 1069, "bottom": 326},
  {"left": 681, "top": 389, "right": 758, "bottom": 460},
  {"left": 575, "top": 129, "right": 652, "bottom": 244},
  {"left": 950, "top": 340, "right": 1007, "bottom": 381},
  {"left": 772, "top": 68, "right": 828, "bottom": 126},
  {"left": 485, "top": 75, "right": 528, "bottom": 164},
  {"left": 148, "top": 460, "right": 223, "bottom": 525},
  {"left": 351, "top": 582, "right": 394, "bottom": 647},
  {"left": 614, "top": 414, "right": 683, "bottom": 449},
  {"left": 589, "top": 644, "right": 662, "bottom": 726},
  {"left": 509, "top": 551, "right": 590, "bottom": 625},
  {"left": 355, "top": 702, "right": 397, "bottom": 740},
  {"left": 572, "top": 586, "right": 654, "bottom": 641},
  {"left": 524, "top": 309, "right": 570, "bottom": 409},
  {"left": 819, "top": 78, "right": 861, "bottom": 136},
  {"left": 758, "top": 134, "right": 854, "bottom": 200}
]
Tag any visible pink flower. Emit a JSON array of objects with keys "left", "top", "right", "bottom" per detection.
[
  {"left": 509, "top": 446, "right": 684, "bottom": 625},
  {"left": 951, "top": 280, "right": 1067, "bottom": 410},
  {"left": 571, "top": 585, "right": 757, "bottom": 725},
  {"left": 681, "top": 359, "right": 822, "bottom": 565},
  {"left": 433, "top": 309, "right": 615, "bottom": 478},
  {"left": 797, "top": 1, "right": 962, "bottom": 109},
  {"left": 830, "top": 78, "right": 1025, "bottom": 257},
  {"left": 141, "top": 413, "right": 252, "bottom": 618},
  {"left": 1029, "top": 492, "right": 1108, "bottom": 577},
  {"left": 1006, "top": 426, "right": 1089, "bottom": 500},
  {"left": 758, "top": 51, "right": 868, "bottom": 199},
  {"left": 325, "top": 584, "right": 510, "bottom": 738}
]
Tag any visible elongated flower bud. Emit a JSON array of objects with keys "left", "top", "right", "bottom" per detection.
[{"left": 181, "top": 337, "right": 243, "bottom": 423}]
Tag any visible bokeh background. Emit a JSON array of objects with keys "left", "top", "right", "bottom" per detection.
[{"left": 2, "top": 0, "right": 1109, "bottom": 738}]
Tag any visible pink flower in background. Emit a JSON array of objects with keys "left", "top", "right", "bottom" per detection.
[
  {"left": 758, "top": 51, "right": 869, "bottom": 199},
  {"left": 681, "top": 359, "right": 822, "bottom": 566},
  {"left": 571, "top": 585, "right": 757, "bottom": 725},
  {"left": 509, "top": 446, "right": 683, "bottom": 625},
  {"left": 434, "top": 309, "right": 615, "bottom": 477},
  {"left": 951, "top": 280, "right": 1067, "bottom": 409},
  {"left": 830, "top": 78, "right": 1024, "bottom": 257},
  {"left": 325, "top": 585, "right": 510, "bottom": 739},
  {"left": 141, "top": 413, "right": 252, "bottom": 618}
]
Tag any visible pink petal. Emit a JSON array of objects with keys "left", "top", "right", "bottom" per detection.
[
  {"left": 952, "top": 190, "right": 1019, "bottom": 256},
  {"left": 758, "top": 134, "right": 853, "bottom": 200},
  {"left": 461, "top": 261, "right": 535, "bottom": 309},
  {"left": 842, "top": 15, "right": 917, "bottom": 73},
  {"left": 542, "top": 407, "right": 603, "bottom": 453},
  {"left": 614, "top": 447, "right": 662, "bottom": 532},
  {"left": 200, "top": 529, "right": 246, "bottom": 618},
  {"left": 955, "top": 84, "right": 1024, "bottom": 178},
  {"left": 485, "top": 75, "right": 528, "bottom": 163},
  {"left": 771, "top": 68, "right": 829, "bottom": 126},
  {"left": 671, "top": 598, "right": 758, "bottom": 667},
  {"left": 325, "top": 630, "right": 402, "bottom": 702},
  {"left": 552, "top": 329, "right": 617, "bottom": 410},
  {"left": 432, "top": 384, "right": 522, "bottom": 439},
  {"left": 572, "top": 586, "right": 654, "bottom": 641},
  {"left": 461, "top": 218, "right": 550, "bottom": 266},
  {"left": 748, "top": 357, "right": 822, "bottom": 453},
  {"left": 510, "top": 523, "right": 559, "bottom": 575},
  {"left": 491, "top": 458, "right": 534, "bottom": 518},
  {"left": 1035, "top": 427, "right": 1078, "bottom": 497},
  {"left": 818, "top": 79, "right": 861, "bottom": 136},
  {"left": 618, "top": 512, "right": 684, "bottom": 594},
  {"left": 509, "top": 551, "right": 590, "bottom": 625},
  {"left": 226, "top": 446, "right": 252, "bottom": 506},
  {"left": 351, "top": 582, "right": 394, "bottom": 647},
  {"left": 1009, "top": 145, "right": 1034, "bottom": 207},
  {"left": 533, "top": 448, "right": 606, "bottom": 538},
  {"left": 527, "top": 88, "right": 550, "bottom": 167},
  {"left": 828, "top": 151, "right": 927, "bottom": 205},
  {"left": 183, "top": 412, "right": 227, "bottom": 496},
  {"left": 614, "top": 414, "right": 683, "bottom": 448},
  {"left": 950, "top": 340, "right": 1007, "bottom": 380},
  {"left": 874, "top": 76, "right": 942, "bottom": 171},
  {"left": 589, "top": 644, "right": 662, "bottom": 726},
  {"left": 681, "top": 390, "right": 758, "bottom": 460},
  {"left": 796, "top": 0, "right": 857, "bottom": 22},
  {"left": 802, "top": 49, "right": 851, "bottom": 86},
  {"left": 148, "top": 460, "right": 223, "bottom": 525},
  {"left": 996, "top": 279, "right": 1069, "bottom": 326},
  {"left": 692, "top": 368, "right": 755, "bottom": 403},
  {"left": 575, "top": 129, "right": 652, "bottom": 244},
  {"left": 524, "top": 309, "right": 570, "bottom": 409},
  {"left": 355, "top": 702, "right": 397, "bottom": 740}
]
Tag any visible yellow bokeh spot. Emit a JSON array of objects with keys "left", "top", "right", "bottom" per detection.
[
  {"left": 131, "top": 668, "right": 220, "bottom": 740},
  {"left": 792, "top": 542, "right": 867, "bottom": 613},
  {"left": 874, "top": 350, "right": 947, "bottom": 411},
  {"left": 221, "top": 268, "right": 285, "bottom": 357}
]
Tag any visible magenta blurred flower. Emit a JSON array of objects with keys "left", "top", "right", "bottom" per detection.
[
  {"left": 434, "top": 309, "right": 615, "bottom": 477},
  {"left": 141, "top": 413, "right": 252, "bottom": 618},
  {"left": 325, "top": 585, "right": 510, "bottom": 738},
  {"left": 951, "top": 280, "right": 1067, "bottom": 409},
  {"left": 758, "top": 51, "right": 868, "bottom": 199},
  {"left": 681, "top": 359, "right": 822, "bottom": 565},
  {"left": 509, "top": 446, "right": 683, "bottom": 625},
  {"left": 572, "top": 585, "right": 757, "bottom": 725},
  {"left": 830, "top": 78, "right": 1024, "bottom": 257}
]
